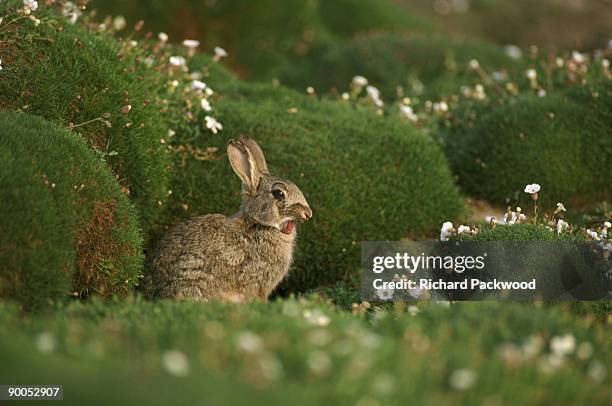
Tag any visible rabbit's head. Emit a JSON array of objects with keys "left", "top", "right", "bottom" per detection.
[{"left": 228, "top": 136, "right": 312, "bottom": 234}]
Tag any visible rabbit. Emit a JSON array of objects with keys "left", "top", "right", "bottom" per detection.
[{"left": 144, "top": 136, "right": 312, "bottom": 302}]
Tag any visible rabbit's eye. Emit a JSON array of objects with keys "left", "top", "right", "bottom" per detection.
[{"left": 272, "top": 189, "right": 285, "bottom": 200}]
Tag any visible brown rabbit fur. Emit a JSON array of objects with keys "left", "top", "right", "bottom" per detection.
[{"left": 144, "top": 136, "right": 312, "bottom": 302}]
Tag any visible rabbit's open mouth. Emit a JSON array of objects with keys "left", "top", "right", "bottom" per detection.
[{"left": 280, "top": 220, "right": 294, "bottom": 234}]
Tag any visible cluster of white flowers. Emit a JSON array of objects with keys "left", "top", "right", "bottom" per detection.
[
  {"left": 23, "top": 0, "right": 38, "bottom": 12},
  {"left": 169, "top": 55, "right": 186, "bottom": 67},
  {"left": 366, "top": 85, "right": 384, "bottom": 108},
  {"left": 399, "top": 104, "right": 417, "bottom": 122},
  {"left": 503, "top": 207, "right": 527, "bottom": 225},
  {"left": 204, "top": 116, "right": 223, "bottom": 134},
  {"left": 439, "top": 221, "right": 476, "bottom": 241},
  {"left": 556, "top": 219, "right": 569, "bottom": 234}
]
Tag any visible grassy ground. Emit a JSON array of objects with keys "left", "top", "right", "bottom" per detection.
[{"left": 0, "top": 297, "right": 609, "bottom": 405}]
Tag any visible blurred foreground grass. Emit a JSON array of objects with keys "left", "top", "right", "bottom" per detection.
[{"left": 0, "top": 296, "right": 609, "bottom": 405}]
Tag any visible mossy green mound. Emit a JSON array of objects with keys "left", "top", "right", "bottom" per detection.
[
  {"left": 276, "top": 33, "right": 522, "bottom": 99},
  {"left": 442, "top": 90, "right": 611, "bottom": 207},
  {"left": 91, "top": 0, "right": 430, "bottom": 81},
  {"left": 0, "top": 112, "right": 143, "bottom": 311},
  {"left": 0, "top": 1, "right": 170, "bottom": 230},
  {"left": 158, "top": 82, "right": 464, "bottom": 292}
]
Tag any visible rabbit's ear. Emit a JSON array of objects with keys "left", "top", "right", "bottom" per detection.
[
  {"left": 240, "top": 136, "right": 269, "bottom": 174},
  {"left": 227, "top": 137, "right": 261, "bottom": 193}
]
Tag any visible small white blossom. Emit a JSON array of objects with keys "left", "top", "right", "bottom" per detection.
[
  {"left": 468, "top": 59, "right": 480, "bottom": 70},
  {"left": 556, "top": 219, "right": 569, "bottom": 234},
  {"left": 191, "top": 80, "right": 207, "bottom": 91},
  {"left": 524, "top": 183, "right": 541, "bottom": 194},
  {"left": 571, "top": 51, "right": 585, "bottom": 63},
  {"left": 158, "top": 32, "right": 169, "bottom": 43},
  {"left": 555, "top": 57, "right": 564, "bottom": 67},
  {"left": 375, "top": 287, "right": 394, "bottom": 301},
  {"left": 182, "top": 39, "right": 200, "bottom": 49},
  {"left": 204, "top": 116, "right": 223, "bottom": 134},
  {"left": 457, "top": 225, "right": 470, "bottom": 234},
  {"left": 602, "top": 59, "right": 610, "bottom": 69},
  {"left": 112, "top": 16, "right": 127, "bottom": 31},
  {"left": 169, "top": 56, "right": 186, "bottom": 67},
  {"left": 63, "top": 2, "right": 82, "bottom": 25},
  {"left": 503, "top": 211, "right": 518, "bottom": 225},
  {"left": 351, "top": 75, "right": 368, "bottom": 87},
  {"left": 235, "top": 331, "right": 262, "bottom": 353},
  {"left": 23, "top": 0, "right": 38, "bottom": 12},
  {"left": 162, "top": 350, "right": 190, "bottom": 376},
  {"left": 440, "top": 221, "right": 454, "bottom": 241},
  {"left": 586, "top": 229, "right": 601, "bottom": 241},
  {"left": 214, "top": 46, "right": 228, "bottom": 60},
  {"left": 0, "top": 59, "right": 3, "bottom": 71},
  {"left": 366, "top": 85, "right": 383, "bottom": 107},
  {"left": 504, "top": 44, "right": 522, "bottom": 60},
  {"left": 200, "top": 98, "right": 211, "bottom": 111},
  {"left": 537, "top": 89, "right": 546, "bottom": 97},
  {"left": 556, "top": 202, "right": 567, "bottom": 212},
  {"left": 449, "top": 369, "right": 477, "bottom": 391},
  {"left": 433, "top": 101, "right": 448, "bottom": 113},
  {"left": 604, "top": 221, "right": 611, "bottom": 228},
  {"left": 550, "top": 334, "right": 575, "bottom": 357},
  {"left": 399, "top": 105, "right": 417, "bottom": 122},
  {"left": 526, "top": 68, "right": 537, "bottom": 80}
]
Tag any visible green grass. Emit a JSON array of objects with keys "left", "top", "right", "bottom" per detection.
[
  {"left": 157, "top": 81, "right": 465, "bottom": 292},
  {"left": 0, "top": 297, "right": 609, "bottom": 405},
  {"left": 276, "top": 32, "right": 522, "bottom": 99},
  {"left": 441, "top": 90, "right": 611, "bottom": 208},
  {"left": 90, "top": 0, "right": 431, "bottom": 82},
  {"left": 0, "top": 111, "right": 143, "bottom": 311},
  {"left": 0, "top": 1, "right": 170, "bottom": 230}
]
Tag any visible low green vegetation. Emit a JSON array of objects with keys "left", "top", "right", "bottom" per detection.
[
  {"left": 0, "top": 297, "right": 609, "bottom": 405},
  {"left": 441, "top": 89, "right": 611, "bottom": 207},
  {"left": 91, "top": 0, "right": 430, "bottom": 81},
  {"left": 276, "top": 33, "right": 521, "bottom": 99},
  {"left": 0, "top": 112, "right": 143, "bottom": 311},
  {"left": 0, "top": 1, "right": 170, "bottom": 230}
]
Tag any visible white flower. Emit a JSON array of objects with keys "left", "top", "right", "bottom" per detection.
[
  {"left": 503, "top": 211, "right": 517, "bottom": 225},
  {"left": 468, "top": 59, "right": 480, "bottom": 70},
  {"left": 182, "top": 39, "right": 200, "bottom": 49},
  {"left": 440, "top": 221, "right": 454, "bottom": 241},
  {"left": 35, "top": 332, "right": 56, "bottom": 353},
  {"left": 0, "top": 58, "right": 3, "bottom": 71},
  {"left": 407, "top": 305, "right": 420, "bottom": 316},
  {"left": 200, "top": 98, "right": 211, "bottom": 111},
  {"left": 375, "top": 287, "right": 394, "bottom": 301},
  {"left": 162, "top": 350, "right": 190, "bottom": 376},
  {"left": 433, "top": 101, "right": 448, "bottom": 113},
  {"left": 555, "top": 57, "right": 564, "bottom": 67},
  {"left": 399, "top": 105, "right": 417, "bottom": 122},
  {"left": 550, "top": 334, "right": 575, "bottom": 357},
  {"left": 602, "top": 59, "right": 610, "bottom": 69},
  {"left": 449, "top": 369, "right": 477, "bottom": 391},
  {"left": 23, "top": 0, "right": 38, "bottom": 12},
  {"left": 526, "top": 68, "right": 537, "bottom": 80},
  {"left": 366, "top": 85, "right": 383, "bottom": 107},
  {"left": 302, "top": 309, "right": 331, "bottom": 326},
  {"left": 191, "top": 80, "right": 207, "bottom": 91},
  {"left": 537, "top": 89, "right": 546, "bottom": 97},
  {"left": 586, "top": 229, "right": 601, "bottom": 241},
  {"left": 604, "top": 221, "right": 611, "bottom": 228},
  {"left": 204, "top": 116, "right": 223, "bottom": 134},
  {"left": 235, "top": 331, "right": 262, "bottom": 353},
  {"left": 571, "top": 51, "right": 585, "bottom": 63},
  {"left": 457, "top": 225, "right": 470, "bottom": 234},
  {"left": 169, "top": 56, "right": 186, "bottom": 67},
  {"left": 518, "top": 213, "right": 526, "bottom": 221},
  {"left": 62, "top": 1, "right": 81, "bottom": 24},
  {"left": 351, "top": 75, "right": 368, "bottom": 87},
  {"left": 158, "top": 32, "right": 169, "bottom": 43},
  {"left": 524, "top": 183, "right": 541, "bottom": 194},
  {"left": 204, "top": 87, "right": 214, "bottom": 97},
  {"left": 556, "top": 202, "right": 567, "bottom": 212},
  {"left": 556, "top": 219, "right": 568, "bottom": 234},
  {"left": 214, "top": 46, "right": 228, "bottom": 59},
  {"left": 112, "top": 16, "right": 127, "bottom": 31},
  {"left": 504, "top": 44, "right": 522, "bottom": 60}
]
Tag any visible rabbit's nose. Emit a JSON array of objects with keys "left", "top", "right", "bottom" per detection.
[{"left": 301, "top": 206, "right": 313, "bottom": 220}]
